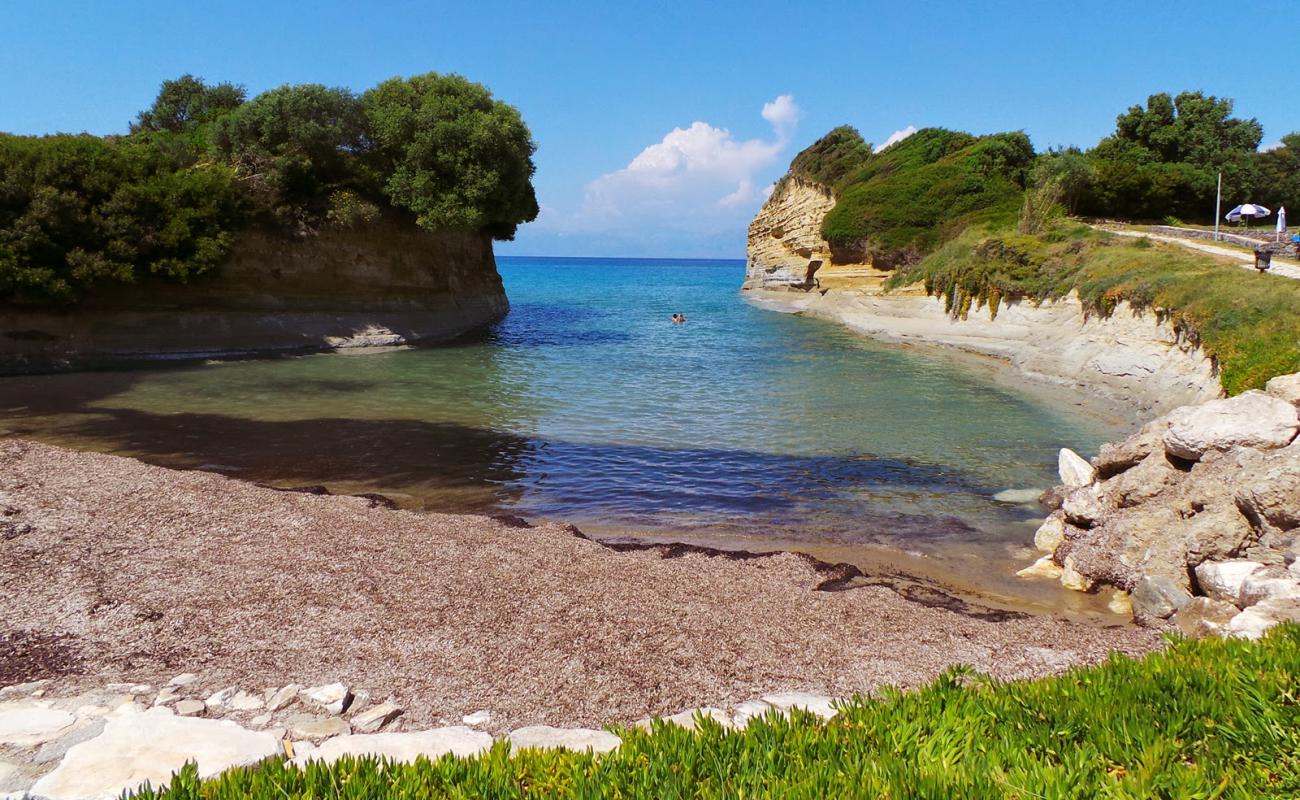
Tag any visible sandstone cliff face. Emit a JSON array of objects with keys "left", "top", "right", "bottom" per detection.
[
  {"left": 0, "top": 221, "right": 508, "bottom": 373},
  {"left": 743, "top": 178, "right": 836, "bottom": 290},
  {"left": 743, "top": 172, "right": 1222, "bottom": 414}
]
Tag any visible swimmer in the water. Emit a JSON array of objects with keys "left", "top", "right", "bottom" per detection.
[{"left": 671, "top": 313, "right": 684, "bottom": 324}]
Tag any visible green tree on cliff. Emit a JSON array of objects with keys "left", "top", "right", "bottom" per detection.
[
  {"left": 131, "top": 75, "right": 246, "bottom": 134},
  {"left": 361, "top": 72, "right": 538, "bottom": 240}
]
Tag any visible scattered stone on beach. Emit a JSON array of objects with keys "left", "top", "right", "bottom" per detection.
[
  {"left": 1238, "top": 568, "right": 1300, "bottom": 607},
  {"left": 284, "top": 713, "right": 351, "bottom": 740},
  {"left": 1171, "top": 597, "right": 1239, "bottom": 638},
  {"left": 1162, "top": 391, "right": 1298, "bottom": 461},
  {"left": 1225, "top": 598, "right": 1300, "bottom": 640},
  {"left": 1265, "top": 373, "right": 1300, "bottom": 407},
  {"left": 993, "top": 488, "right": 1043, "bottom": 504},
  {"left": 761, "top": 693, "right": 838, "bottom": 720},
  {"left": 32, "top": 718, "right": 106, "bottom": 765},
  {"left": 293, "top": 728, "right": 492, "bottom": 766},
  {"left": 351, "top": 701, "right": 402, "bottom": 733},
  {"left": 462, "top": 710, "right": 492, "bottom": 726},
  {"left": 29, "top": 708, "right": 280, "bottom": 800},
  {"left": 153, "top": 685, "right": 180, "bottom": 707},
  {"left": 204, "top": 686, "right": 239, "bottom": 710},
  {"left": 228, "top": 690, "right": 265, "bottom": 712},
  {"left": 1058, "top": 448, "right": 1096, "bottom": 488},
  {"left": 1032, "top": 515, "right": 1066, "bottom": 554},
  {"left": 301, "top": 683, "right": 353, "bottom": 715},
  {"left": 1016, "top": 555, "right": 1063, "bottom": 581},
  {"left": 508, "top": 725, "right": 620, "bottom": 754},
  {"left": 1194, "top": 560, "right": 1262, "bottom": 606},
  {"left": 1058, "top": 557, "right": 1093, "bottom": 592},
  {"left": 168, "top": 673, "right": 198, "bottom": 687},
  {"left": 249, "top": 712, "right": 273, "bottom": 728},
  {"left": 0, "top": 706, "right": 76, "bottom": 747},
  {"left": 0, "top": 680, "right": 51, "bottom": 701},
  {"left": 1131, "top": 575, "right": 1192, "bottom": 619},
  {"left": 174, "top": 700, "right": 206, "bottom": 717},
  {"left": 730, "top": 700, "right": 775, "bottom": 727},
  {"left": 266, "top": 683, "right": 302, "bottom": 712}
]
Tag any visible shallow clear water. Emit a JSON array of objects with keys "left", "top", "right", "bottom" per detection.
[{"left": 0, "top": 257, "right": 1129, "bottom": 609}]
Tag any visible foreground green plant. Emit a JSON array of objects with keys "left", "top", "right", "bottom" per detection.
[
  {"left": 888, "top": 221, "right": 1300, "bottom": 393},
  {"left": 129, "top": 627, "right": 1300, "bottom": 799}
]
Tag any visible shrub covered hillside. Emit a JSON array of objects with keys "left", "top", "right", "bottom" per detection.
[
  {"left": 0, "top": 73, "right": 538, "bottom": 305},
  {"left": 131, "top": 628, "right": 1300, "bottom": 799}
]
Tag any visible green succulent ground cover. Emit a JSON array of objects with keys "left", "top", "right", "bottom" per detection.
[
  {"left": 129, "top": 627, "right": 1300, "bottom": 799},
  {"left": 886, "top": 220, "right": 1300, "bottom": 395}
]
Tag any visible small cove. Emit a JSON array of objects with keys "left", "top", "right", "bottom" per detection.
[{"left": 0, "top": 257, "right": 1133, "bottom": 616}]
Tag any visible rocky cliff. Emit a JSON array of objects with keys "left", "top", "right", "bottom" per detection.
[
  {"left": 742, "top": 174, "right": 1222, "bottom": 415},
  {"left": 0, "top": 220, "right": 508, "bottom": 373}
]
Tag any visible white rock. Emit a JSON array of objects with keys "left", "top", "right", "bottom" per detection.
[
  {"left": 351, "top": 702, "right": 401, "bottom": 733},
  {"left": 634, "top": 707, "right": 731, "bottom": 731},
  {"left": 508, "top": 725, "right": 620, "bottom": 753},
  {"left": 174, "top": 700, "right": 205, "bottom": 717},
  {"left": 300, "top": 683, "right": 353, "bottom": 715},
  {"left": 993, "top": 488, "right": 1042, "bottom": 504},
  {"left": 1032, "top": 515, "right": 1067, "bottom": 554},
  {"left": 0, "top": 706, "right": 76, "bottom": 746},
  {"left": 1265, "top": 372, "right": 1300, "bottom": 407},
  {"left": 153, "top": 686, "right": 180, "bottom": 707},
  {"left": 761, "top": 693, "right": 838, "bottom": 720},
  {"left": 284, "top": 714, "right": 350, "bottom": 740},
  {"left": 1058, "top": 448, "right": 1096, "bottom": 488},
  {"left": 1017, "top": 555, "right": 1063, "bottom": 580},
  {"left": 1163, "top": 391, "right": 1299, "bottom": 461},
  {"left": 730, "top": 700, "right": 774, "bottom": 727},
  {"left": 228, "top": 691, "right": 265, "bottom": 712},
  {"left": 293, "top": 728, "right": 492, "bottom": 766},
  {"left": 250, "top": 713, "right": 273, "bottom": 728},
  {"left": 462, "top": 710, "right": 492, "bottom": 726},
  {"left": 1225, "top": 598, "right": 1300, "bottom": 640},
  {"left": 1239, "top": 573, "right": 1300, "bottom": 607},
  {"left": 1194, "top": 560, "right": 1264, "bottom": 605},
  {"left": 266, "top": 683, "right": 302, "bottom": 712},
  {"left": 0, "top": 680, "right": 50, "bottom": 700},
  {"left": 1059, "top": 557, "right": 1094, "bottom": 592},
  {"left": 167, "top": 673, "right": 198, "bottom": 687},
  {"left": 204, "top": 686, "right": 238, "bottom": 709},
  {"left": 29, "top": 708, "right": 279, "bottom": 800}
]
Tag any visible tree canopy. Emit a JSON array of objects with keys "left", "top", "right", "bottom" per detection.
[{"left": 0, "top": 72, "right": 539, "bottom": 305}]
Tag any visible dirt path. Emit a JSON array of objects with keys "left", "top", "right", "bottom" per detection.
[{"left": 1102, "top": 227, "right": 1300, "bottom": 280}]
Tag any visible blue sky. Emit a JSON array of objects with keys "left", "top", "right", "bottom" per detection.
[{"left": 3, "top": 1, "right": 1298, "bottom": 258}]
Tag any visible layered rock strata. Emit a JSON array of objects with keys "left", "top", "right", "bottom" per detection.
[
  {"left": 743, "top": 175, "right": 1222, "bottom": 415},
  {"left": 0, "top": 221, "right": 508, "bottom": 373},
  {"left": 1021, "top": 373, "right": 1300, "bottom": 639}
]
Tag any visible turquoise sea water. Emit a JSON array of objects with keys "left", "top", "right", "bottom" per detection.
[{"left": 0, "top": 257, "right": 1127, "bottom": 604}]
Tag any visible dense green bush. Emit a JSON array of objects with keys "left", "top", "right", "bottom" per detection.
[
  {"left": 128, "top": 627, "right": 1300, "bottom": 798},
  {"left": 785, "top": 125, "right": 873, "bottom": 189},
  {"left": 0, "top": 72, "right": 538, "bottom": 305},
  {"left": 819, "top": 128, "right": 1032, "bottom": 266}
]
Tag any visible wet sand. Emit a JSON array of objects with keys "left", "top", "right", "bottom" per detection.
[{"left": 0, "top": 439, "right": 1160, "bottom": 732}]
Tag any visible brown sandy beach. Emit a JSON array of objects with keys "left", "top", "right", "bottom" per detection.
[{"left": 0, "top": 438, "right": 1160, "bottom": 732}]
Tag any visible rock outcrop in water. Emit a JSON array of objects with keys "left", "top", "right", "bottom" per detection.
[
  {"left": 1023, "top": 373, "right": 1300, "bottom": 639},
  {"left": 742, "top": 171, "right": 1222, "bottom": 415},
  {"left": 0, "top": 220, "right": 507, "bottom": 374}
]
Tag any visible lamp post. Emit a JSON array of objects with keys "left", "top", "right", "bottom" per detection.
[{"left": 1214, "top": 171, "right": 1222, "bottom": 241}]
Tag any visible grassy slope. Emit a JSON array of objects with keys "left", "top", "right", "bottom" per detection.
[
  {"left": 887, "top": 221, "right": 1300, "bottom": 395},
  {"left": 132, "top": 628, "right": 1300, "bottom": 799}
]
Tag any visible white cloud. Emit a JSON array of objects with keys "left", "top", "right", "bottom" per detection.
[
  {"left": 876, "top": 125, "right": 918, "bottom": 152},
  {"left": 1261, "top": 140, "right": 1284, "bottom": 152},
  {"left": 566, "top": 94, "right": 801, "bottom": 231}
]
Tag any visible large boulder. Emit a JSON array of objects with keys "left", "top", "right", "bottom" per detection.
[
  {"left": 1233, "top": 441, "right": 1300, "bottom": 533},
  {"left": 30, "top": 708, "right": 279, "bottom": 800},
  {"left": 1162, "top": 391, "right": 1298, "bottom": 461},
  {"left": 1238, "top": 567, "right": 1300, "bottom": 607},
  {"left": 1225, "top": 597, "right": 1300, "bottom": 640},
  {"left": 1265, "top": 372, "right": 1300, "bottom": 407},
  {"left": 1131, "top": 574, "right": 1192, "bottom": 619},
  {"left": 292, "top": 728, "right": 491, "bottom": 766},
  {"left": 1171, "top": 596, "right": 1240, "bottom": 638},
  {"left": 1194, "top": 560, "right": 1263, "bottom": 605}
]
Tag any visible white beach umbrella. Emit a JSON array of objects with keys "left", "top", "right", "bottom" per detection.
[
  {"left": 1277, "top": 206, "right": 1288, "bottom": 241},
  {"left": 1225, "top": 203, "right": 1271, "bottom": 223}
]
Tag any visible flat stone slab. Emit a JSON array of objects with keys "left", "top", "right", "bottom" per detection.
[
  {"left": 0, "top": 705, "right": 76, "bottom": 746},
  {"left": 508, "top": 725, "right": 620, "bottom": 753},
  {"left": 634, "top": 707, "right": 731, "bottom": 731},
  {"left": 730, "top": 700, "right": 774, "bottom": 727},
  {"left": 30, "top": 708, "right": 279, "bottom": 800},
  {"left": 761, "top": 693, "right": 839, "bottom": 720},
  {"left": 293, "top": 728, "right": 492, "bottom": 766}
]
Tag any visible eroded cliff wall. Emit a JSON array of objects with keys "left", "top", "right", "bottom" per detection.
[
  {"left": 0, "top": 221, "right": 507, "bottom": 373},
  {"left": 743, "top": 174, "right": 1223, "bottom": 415}
]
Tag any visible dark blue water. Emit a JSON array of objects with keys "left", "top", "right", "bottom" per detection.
[{"left": 0, "top": 256, "right": 1125, "bottom": 598}]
